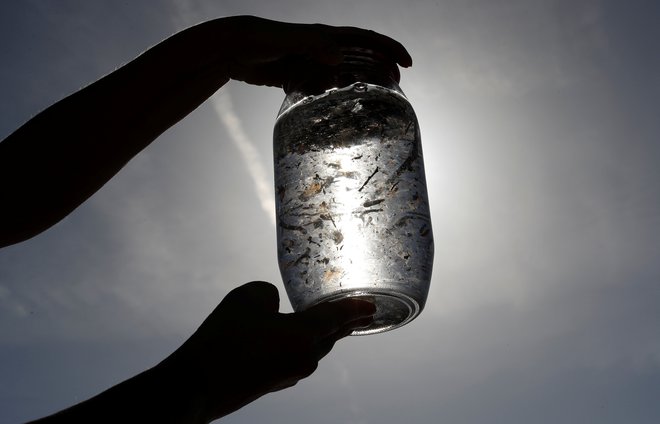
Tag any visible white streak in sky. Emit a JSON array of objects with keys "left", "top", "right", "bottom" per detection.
[
  {"left": 168, "top": 0, "right": 276, "bottom": 224},
  {"left": 211, "top": 93, "right": 276, "bottom": 226}
]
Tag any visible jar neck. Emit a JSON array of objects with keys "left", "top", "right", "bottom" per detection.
[{"left": 282, "top": 47, "right": 402, "bottom": 99}]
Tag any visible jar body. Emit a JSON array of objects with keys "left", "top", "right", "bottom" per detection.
[{"left": 273, "top": 78, "right": 433, "bottom": 335}]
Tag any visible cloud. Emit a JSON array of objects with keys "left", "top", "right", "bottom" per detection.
[
  {"left": 211, "top": 93, "right": 276, "bottom": 226},
  {"left": 0, "top": 285, "right": 29, "bottom": 318}
]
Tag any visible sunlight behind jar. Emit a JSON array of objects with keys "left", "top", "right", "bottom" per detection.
[{"left": 326, "top": 150, "right": 372, "bottom": 291}]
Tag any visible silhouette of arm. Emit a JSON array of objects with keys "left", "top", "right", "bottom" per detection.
[
  {"left": 27, "top": 282, "right": 376, "bottom": 424},
  {"left": 0, "top": 15, "right": 411, "bottom": 248}
]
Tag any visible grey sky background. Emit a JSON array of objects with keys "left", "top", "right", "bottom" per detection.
[{"left": 1, "top": 0, "right": 659, "bottom": 423}]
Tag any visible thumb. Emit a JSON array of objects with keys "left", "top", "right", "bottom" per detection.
[
  {"left": 191, "top": 282, "right": 280, "bottom": 341},
  {"left": 221, "top": 281, "right": 281, "bottom": 315}
]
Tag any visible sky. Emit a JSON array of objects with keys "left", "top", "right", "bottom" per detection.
[{"left": 1, "top": 0, "right": 659, "bottom": 423}]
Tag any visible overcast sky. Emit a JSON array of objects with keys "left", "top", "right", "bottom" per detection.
[{"left": 1, "top": 1, "right": 659, "bottom": 423}]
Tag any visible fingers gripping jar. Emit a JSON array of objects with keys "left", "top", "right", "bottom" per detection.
[{"left": 273, "top": 48, "right": 434, "bottom": 335}]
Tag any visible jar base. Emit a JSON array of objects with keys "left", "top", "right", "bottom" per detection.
[{"left": 311, "top": 289, "right": 420, "bottom": 336}]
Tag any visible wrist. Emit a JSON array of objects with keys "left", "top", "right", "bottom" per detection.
[{"left": 147, "top": 359, "right": 211, "bottom": 424}]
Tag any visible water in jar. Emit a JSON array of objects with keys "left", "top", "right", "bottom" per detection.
[{"left": 273, "top": 82, "right": 434, "bottom": 335}]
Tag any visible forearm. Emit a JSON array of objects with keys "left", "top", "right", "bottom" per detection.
[
  {"left": 0, "top": 19, "right": 233, "bottom": 248},
  {"left": 27, "top": 362, "right": 209, "bottom": 424}
]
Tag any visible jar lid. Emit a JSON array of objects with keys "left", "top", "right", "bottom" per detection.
[{"left": 283, "top": 46, "right": 400, "bottom": 95}]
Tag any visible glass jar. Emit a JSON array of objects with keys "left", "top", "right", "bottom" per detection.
[{"left": 273, "top": 48, "right": 433, "bottom": 335}]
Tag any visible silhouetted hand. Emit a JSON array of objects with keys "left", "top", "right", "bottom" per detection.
[
  {"left": 198, "top": 15, "right": 413, "bottom": 87},
  {"left": 1, "top": 16, "right": 412, "bottom": 248},
  {"left": 159, "top": 281, "right": 376, "bottom": 422},
  {"left": 28, "top": 282, "right": 376, "bottom": 424}
]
